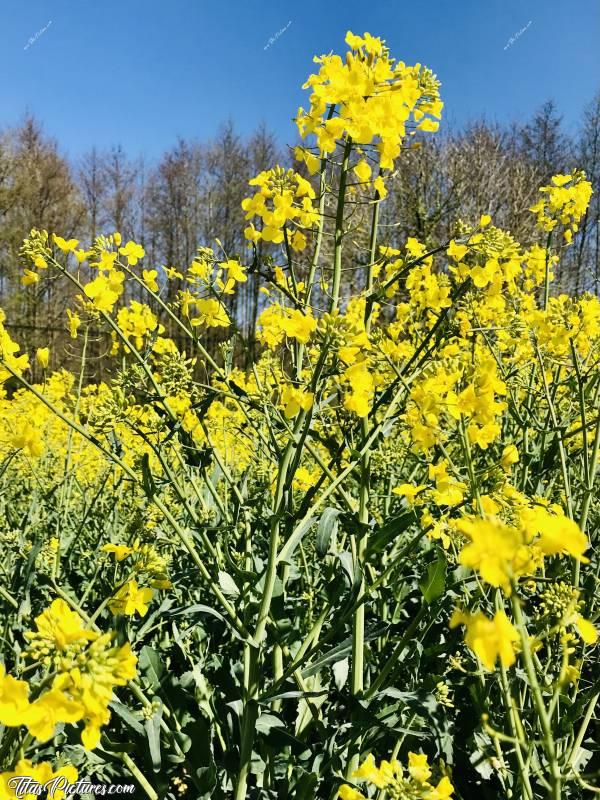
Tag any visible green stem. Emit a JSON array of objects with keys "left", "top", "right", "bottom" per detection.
[
  {"left": 511, "top": 592, "right": 561, "bottom": 800},
  {"left": 347, "top": 191, "right": 380, "bottom": 776},
  {"left": 118, "top": 750, "right": 158, "bottom": 800},
  {"left": 331, "top": 138, "right": 352, "bottom": 311},
  {"left": 234, "top": 407, "right": 307, "bottom": 799},
  {"left": 0, "top": 362, "right": 250, "bottom": 640},
  {"left": 543, "top": 231, "right": 553, "bottom": 310}
]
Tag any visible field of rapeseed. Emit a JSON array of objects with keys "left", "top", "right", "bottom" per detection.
[{"left": 0, "top": 30, "right": 599, "bottom": 800}]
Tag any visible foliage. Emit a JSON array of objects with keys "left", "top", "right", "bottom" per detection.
[{"left": 0, "top": 30, "right": 599, "bottom": 800}]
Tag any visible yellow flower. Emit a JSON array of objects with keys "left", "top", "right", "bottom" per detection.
[
  {"left": 281, "top": 384, "right": 314, "bottom": 418},
  {"left": 93, "top": 250, "right": 118, "bottom": 271},
  {"left": 0, "top": 759, "right": 78, "bottom": 800},
  {"left": 50, "top": 635, "right": 137, "bottom": 750},
  {"left": 295, "top": 146, "right": 320, "bottom": 175},
  {"left": 0, "top": 317, "right": 30, "bottom": 383},
  {"left": 343, "top": 362, "right": 374, "bottom": 417},
  {"left": 21, "top": 268, "right": 40, "bottom": 286},
  {"left": 74, "top": 248, "right": 91, "bottom": 263},
  {"left": 142, "top": 269, "right": 159, "bottom": 292},
  {"left": 10, "top": 422, "right": 44, "bottom": 459},
  {"left": 284, "top": 309, "right": 318, "bottom": 343},
  {"left": 353, "top": 159, "right": 372, "bottom": 183},
  {"left": 25, "top": 689, "right": 84, "bottom": 742},
  {"left": 500, "top": 443, "right": 519, "bottom": 472},
  {"left": 66, "top": 309, "right": 81, "bottom": 338},
  {"left": 574, "top": 614, "right": 598, "bottom": 645},
  {"left": 552, "top": 174, "right": 572, "bottom": 187},
  {"left": 344, "top": 751, "right": 453, "bottom": 799},
  {"left": 447, "top": 240, "right": 468, "bottom": 262},
  {"left": 291, "top": 230, "right": 307, "bottom": 252},
  {"left": 83, "top": 271, "right": 125, "bottom": 313},
  {"left": 10, "top": 600, "right": 139, "bottom": 751},
  {"left": 418, "top": 118, "right": 439, "bottom": 133},
  {"left": 537, "top": 514, "right": 589, "bottom": 562},
  {"left": 257, "top": 304, "right": 317, "bottom": 348},
  {"left": 190, "top": 298, "right": 231, "bottom": 328},
  {"left": 36, "top": 347, "right": 50, "bottom": 369},
  {"left": 353, "top": 754, "right": 388, "bottom": 789},
  {"left": 25, "top": 599, "right": 97, "bottom": 654},
  {"left": 457, "top": 517, "right": 534, "bottom": 594},
  {"left": 408, "top": 752, "right": 431, "bottom": 783},
  {"left": 393, "top": 483, "right": 427, "bottom": 505},
  {"left": 164, "top": 265, "right": 184, "bottom": 280},
  {"left": 450, "top": 608, "right": 519, "bottom": 670},
  {"left": 102, "top": 543, "right": 134, "bottom": 561},
  {"left": 0, "top": 665, "right": 31, "bottom": 727},
  {"left": 221, "top": 259, "right": 247, "bottom": 284},
  {"left": 242, "top": 166, "right": 318, "bottom": 248},
  {"left": 530, "top": 170, "right": 593, "bottom": 238},
  {"left": 108, "top": 580, "right": 154, "bottom": 617},
  {"left": 116, "top": 301, "right": 161, "bottom": 350},
  {"left": 428, "top": 776, "right": 455, "bottom": 799},
  {"left": 53, "top": 234, "right": 79, "bottom": 253},
  {"left": 428, "top": 461, "right": 466, "bottom": 507},
  {"left": 118, "top": 240, "right": 145, "bottom": 266},
  {"left": 373, "top": 175, "right": 388, "bottom": 199},
  {"left": 338, "top": 788, "right": 366, "bottom": 800},
  {"left": 296, "top": 31, "right": 441, "bottom": 174}
]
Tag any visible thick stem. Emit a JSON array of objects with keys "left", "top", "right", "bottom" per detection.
[
  {"left": 347, "top": 193, "right": 380, "bottom": 776},
  {"left": 234, "top": 407, "right": 305, "bottom": 798},
  {"left": 331, "top": 138, "right": 352, "bottom": 311},
  {"left": 511, "top": 592, "right": 561, "bottom": 800}
]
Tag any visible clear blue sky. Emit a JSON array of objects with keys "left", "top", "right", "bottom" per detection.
[{"left": 1, "top": 0, "right": 599, "bottom": 161}]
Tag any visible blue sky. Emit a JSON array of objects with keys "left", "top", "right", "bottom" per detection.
[{"left": 1, "top": 0, "right": 599, "bottom": 161}]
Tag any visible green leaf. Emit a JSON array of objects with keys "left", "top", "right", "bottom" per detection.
[
  {"left": 141, "top": 453, "right": 156, "bottom": 498},
  {"left": 337, "top": 551, "right": 355, "bottom": 585},
  {"left": 316, "top": 508, "right": 340, "bottom": 556},
  {"left": 145, "top": 701, "right": 163, "bottom": 772},
  {"left": 368, "top": 510, "right": 416, "bottom": 554},
  {"left": 110, "top": 700, "right": 145, "bottom": 735},
  {"left": 168, "top": 603, "right": 228, "bottom": 624},
  {"left": 255, "top": 712, "right": 285, "bottom": 734},
  {"left": 332, "top": 657, "right": 349, "bottom": 690},
  {"left": 218, "top": 570, "right": 240, "bottom": 598},
  {"left": 419, "top": 555, "right": 446, "bottom": 603},
  {"left": 258, "top": 688, "right": 328, "bottom": 704},
  {"left": 302, "top": 624, "right": 387, "bottom": 678},
  {"left": 277, "top": 515, "right": 316, "bottom": 565},
  {"left": 139, "top": 646, "right": 165, "bottom": 690}
]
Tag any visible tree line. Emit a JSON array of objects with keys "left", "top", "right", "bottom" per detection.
[{"left": 0, "top": 94, "right": 598, "bottom": 375}]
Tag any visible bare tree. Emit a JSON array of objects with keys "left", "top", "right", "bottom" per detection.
[{"left": 77, "top": 147, "right": 108, "bottom": 242}]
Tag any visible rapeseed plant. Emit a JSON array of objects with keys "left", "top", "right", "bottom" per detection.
[{"left": 0, "top": 28, "right": 597, "bottom": 800}]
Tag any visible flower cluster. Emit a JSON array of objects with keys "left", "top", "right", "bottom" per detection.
[
  {"left": 339, "top": 752, "right": 453, "bottom": 799},
  {"left": 257, "top": 303, "right": 318, "bottom": 348},
  {"left": 450, "top": 608, "right": 520, "bottom": 671},
  {"left": 457, "top": 506, "right": 590, "bottom": 595},
  {"left": 114, "top": 301, "right": 164, "bottom": 351},
  {"left": 242, "top": 166, "right": 318, "bottom": 250},
  {"left": 296, "top": 30, "right": 442, "bottom": 196},
  {"left": 529, "top": 171, "right": 593, "bottom": 242},
  {"left": 0, "top": 599, "right": 137, "bottom": 750},
  {"left": 0, "top": 309, "right": 29, "bottom": 389}
]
